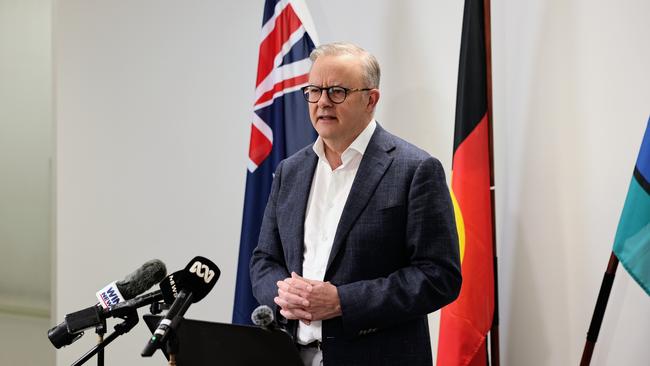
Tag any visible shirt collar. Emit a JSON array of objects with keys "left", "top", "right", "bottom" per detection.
[{"left": 312, "top": 119, "right": 377, "bottom": 165}]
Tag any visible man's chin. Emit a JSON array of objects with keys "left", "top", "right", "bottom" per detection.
[{"left": 314, "top": 125, "right": 339, "bottom": 139}]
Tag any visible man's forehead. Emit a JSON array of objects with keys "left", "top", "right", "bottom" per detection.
[
  {"left": 309, "top": 55, "right": 364, "bottom": 83},
  {"left": 312, "top": 53, "right": 361, "bottom": 68}
]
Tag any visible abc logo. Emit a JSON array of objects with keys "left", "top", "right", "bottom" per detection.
[{"left": 189, "top": 261, "right": 216, "bottom": 284}]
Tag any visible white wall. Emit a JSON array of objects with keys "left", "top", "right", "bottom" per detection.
[
  {"left": 54, "top": 1, "right": 258, "bottom": 364},
  {"left": 0, "top": 0, "right": 53, "bottom": 364},
  {"left": 495, "top": 0, "right": 650, "bottom": 364},
  {"left": 53, "top": 1, "right": 650, "bottom": 365},
  {"left": 0, "top": 313, "right": 54, "bottom": 365}
]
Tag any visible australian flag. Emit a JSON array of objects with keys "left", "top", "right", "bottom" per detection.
[{"left": 232, "top": 0, "right": 318, "bottom": 325}]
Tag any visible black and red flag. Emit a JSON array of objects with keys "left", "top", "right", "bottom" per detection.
[{"left": 437, "top": 0, "right": 496, "bottom": 365}]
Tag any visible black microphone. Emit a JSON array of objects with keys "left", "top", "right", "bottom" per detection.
[
  {"left": 47, "top": 259, "right": 167, "bottom": 349},
  {"left": 158, "top": 269, "right": 183, "bottom": 305},
  {"left": 141, "top": 256, "right": 220, "bottom": 357}
]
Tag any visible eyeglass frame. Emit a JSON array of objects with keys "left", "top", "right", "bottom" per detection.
[{"left": 301, "top": 85, "right": 373, "bottom": 104}]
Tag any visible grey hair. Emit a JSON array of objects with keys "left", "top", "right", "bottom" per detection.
[{"left": 309, "top": 42, "right": 381, "bottom": 89}]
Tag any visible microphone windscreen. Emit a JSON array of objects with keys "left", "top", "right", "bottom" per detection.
[
  {"left": 251, "top": 305, "right": 274, "bottom": 327},
  {"left": 116, "top": 259, "right": 167, "bottom": 299}
]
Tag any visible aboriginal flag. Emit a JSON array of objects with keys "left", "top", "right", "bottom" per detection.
[{"left": 437, "top": 0, "right": 495, "bottom": 365}]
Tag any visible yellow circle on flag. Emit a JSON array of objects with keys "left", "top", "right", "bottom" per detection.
[{"left": 450, "top": 188, "right": 465, "bottom": 264}]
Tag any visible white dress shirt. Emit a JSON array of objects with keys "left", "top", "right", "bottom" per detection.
[{"left": 297, "top": 120, "right": 377, "bottom": 344}]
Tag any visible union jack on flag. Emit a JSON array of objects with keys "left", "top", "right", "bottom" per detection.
[
  {"left": 233, "top": 0, "right": 318, "bottom": 325},
  {"left": 248, "top": 0, "right": 319, "bottom": 172}
]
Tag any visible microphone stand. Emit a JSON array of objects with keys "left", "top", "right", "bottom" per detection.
[
  {"left": 148, "top": 300, "right": 178, "bottom": 365},
  {"left": 70, "top": 308, "right": 139, "bottom": 366},
  {"left": 165, "top": 331, "right": 179, "bottom": 366},
  {"left": 149, "top": 300, "right": 170, "bottom": 315},
  {"left": 95, "top": 319, "right": 106, "bottom": 366}
]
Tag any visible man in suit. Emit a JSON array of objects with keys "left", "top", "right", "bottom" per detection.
[{"left": 250, "top": 42, "right": 461, "bottom": 366}]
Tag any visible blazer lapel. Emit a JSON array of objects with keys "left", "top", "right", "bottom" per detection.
[
  {"left": 283, "top": 149, "right": 318, "bottom": 275},
  {"left": 326, "top": 126, "right": 395, "bottom": 272}
]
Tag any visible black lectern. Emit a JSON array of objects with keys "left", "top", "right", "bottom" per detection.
[{"left": 143, "top": 315, "right": 302, "bottom": 366}]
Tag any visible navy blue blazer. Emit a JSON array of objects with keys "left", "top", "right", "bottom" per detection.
[{"left": 250, "top": 125, "right": 461, "bottom": 365}]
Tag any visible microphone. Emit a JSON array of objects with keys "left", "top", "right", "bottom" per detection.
[
  {"left": 141, "top": 256, "right": 220, "bottom": 357},
  {"left": 96, "top": 259, "right": 167, "bottom": 309},
  {"left": 47, "top": 259, "right": 167, "bottom": 349},
  {"left": 251, "top": 305, "right": 292, "bottom": 339},
  {"left": 158, "top": 269, "right": 184, "bottom": 304},
  {"left": 251, "top": 305, "right": 275, "bottom": 328}
]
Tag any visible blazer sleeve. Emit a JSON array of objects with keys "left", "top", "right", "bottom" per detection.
[
  {"left": 249, "top": 161, "right": 291, "bottom": 309},
  {"left": 336, "top": 157, "right": 462, "bottom": 335}
]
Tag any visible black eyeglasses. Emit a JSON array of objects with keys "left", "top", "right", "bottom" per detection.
[{"left": 301, "top": 85, "right": 372, "bottom": 104}]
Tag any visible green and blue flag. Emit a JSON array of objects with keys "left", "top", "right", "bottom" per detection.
[{"left": 613, "top": 117, "right": 650, "bottom": 296}]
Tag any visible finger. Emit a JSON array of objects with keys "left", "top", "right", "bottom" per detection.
[
  {"left": 287, "top": 307, "right": 312, "bottom": 321},
  {"left": 274, "top": 296, "right": 288, "bottom": 308},
  {"left": 281, "top": 280, "right": 312, "bottom": 298},
  {"left": 278, "top": 289, "right": 310, "bottom": 307},
  {"left": 278, "top": 281, "right": 309, "bottom": 299},
  {"left": 288, "top": 274, "right": 313, "bottom": 292},
  {"left": 277, "top": 279, "right": 292, "bottom": 292},
  {"left": 295, "top": 275, "right": 322, "bottom": 289},
  {"left": 304, "top": 278, "right": 321, "bottom": 286},
  {"left": 291, "top": 272, "right": 310, "bottom": 286},
  {"left": 279, "top": 308, "right": 312, "bottom": 323},
  {"left": 274, "top": 296, "right": 303, "bottom": 309},
  {"left": 279, "top": 308, "right": 300, "bottom": 320},
  {"left": 274, "top": 295, "right": 304, "bottom": 310}
]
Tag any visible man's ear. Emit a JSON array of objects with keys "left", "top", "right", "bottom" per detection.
[{"left": 367, "top": 89, "right": 380, "bottom": 111}]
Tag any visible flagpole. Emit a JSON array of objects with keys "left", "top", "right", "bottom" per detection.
[
  {"left": 580, "top": 252, "right": 619, "bottom": 365},
  {"left": 482, "top": 0, "right": 500, "bottom": 364}
]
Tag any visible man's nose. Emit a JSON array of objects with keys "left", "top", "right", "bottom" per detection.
[{"left": 316, "top": 90, "right": 333, "bottom": 107}]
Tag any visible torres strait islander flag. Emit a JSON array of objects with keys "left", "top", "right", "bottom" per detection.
[
  {"left": 437, "top": 0, "right": 495, "bottom": 365},
  {"left": 612, "top": 117, "right": 650, "bottom": 297},
  {"left": 232, "top": 0, "right": 318, "bottom": 325}
]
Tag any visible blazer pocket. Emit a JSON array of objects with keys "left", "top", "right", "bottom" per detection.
[
  {"left": 376, "top": 202, "right": 405, "bottom": 211},
  {"left": 371, "top": 187, "right": 406, "bottom": 211}
]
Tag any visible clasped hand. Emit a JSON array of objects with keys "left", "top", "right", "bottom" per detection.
[{"left": 274, "top": 272, "right": 342, "bottom": 325}]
